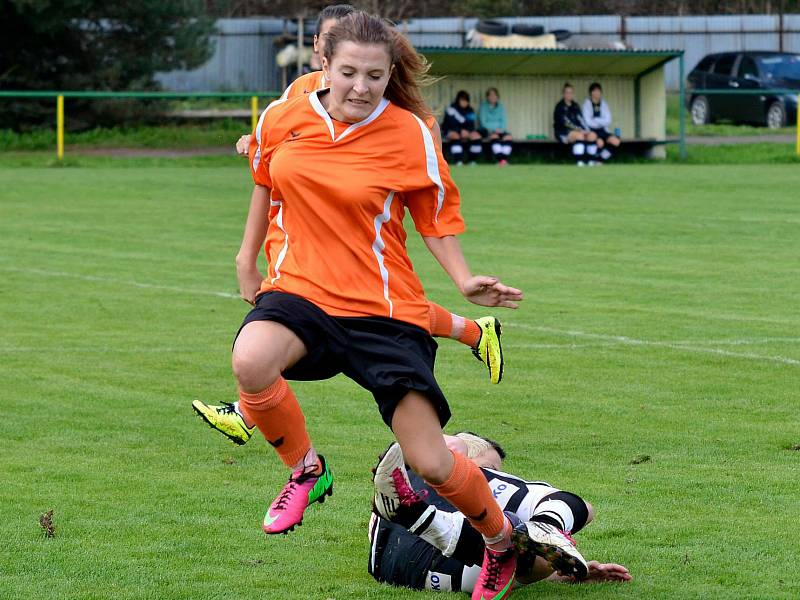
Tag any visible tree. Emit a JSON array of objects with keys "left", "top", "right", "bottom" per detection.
[{"left": 0, "top": 0, "right": 215, "bottom": 130}]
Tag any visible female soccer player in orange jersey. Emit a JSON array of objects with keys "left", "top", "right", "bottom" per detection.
[
  {"left": 235, "top": 4, "right": 505, "bottom": 382},
  {"left": 231, "top": 13, "right": 523, "bottom": 600}
]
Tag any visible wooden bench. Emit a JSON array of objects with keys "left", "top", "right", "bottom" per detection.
[{"left": 442, "top": 137, "right": 671, "bottom": 161}]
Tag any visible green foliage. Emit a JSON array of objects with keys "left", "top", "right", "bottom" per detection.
[
  {"left": 0, "top": 0, "right": 215, "bottom": 130},
  {"left": 2, "top": 165, "right": 800, "bottom": 599}
]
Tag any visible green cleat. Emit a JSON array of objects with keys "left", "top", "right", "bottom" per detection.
[
  {"left": 192, "top": 400, "right": 255, "bottom": 446},
  {"left": 473, "top": 316, "right": 504, "bottom": 384}
]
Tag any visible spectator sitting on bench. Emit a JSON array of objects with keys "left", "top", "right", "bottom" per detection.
[
  {"left": 582, "top": 82, "right": 620, "bottom": 163},
  {"left": 553, "top": 82, "right": 599, "bottom": 166},
  {"left": 478, "top": 87, "right": 513, "bottom": 166},
  {"left": 442, "top": 90, "right": 482, "bottom": 165}
]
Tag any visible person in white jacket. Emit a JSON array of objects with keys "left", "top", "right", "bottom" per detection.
[{"left": 582, "top": 83, "right": 620, "bottom": 163}]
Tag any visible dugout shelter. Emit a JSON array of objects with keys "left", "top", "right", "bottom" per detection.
[{"left": 419, "top": 48, "right": 685, "bottom": 159}]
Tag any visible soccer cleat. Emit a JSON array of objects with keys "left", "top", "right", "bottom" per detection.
[
  {"left": 372, "top": 442, "right": 428, "bottom": 523},
  {"left": 511, "top": 520, "right": 588, "bottom": 580},
  {"left": 192, "top": 400, "right": 255, "bottom": 446},
  {"left": 472, "top": 545, "right": 517, "bottom": 600},
  {"left": 262, "top": 455, "right": 333, "bottom": 535},
  {"left": 473, "top": 316, "right": 504, "bottom": 384}
]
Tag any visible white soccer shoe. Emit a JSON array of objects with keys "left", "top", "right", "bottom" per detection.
[
  {"left": 372, "top": 442, "right": 427, "bottom": 522},
  {"left": 512, "top": 520, "right": 589, "bottom": 580}
]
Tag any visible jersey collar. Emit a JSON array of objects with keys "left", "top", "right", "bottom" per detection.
[{"left": 309, "top": 90, "right": 390, "bottom": 143}]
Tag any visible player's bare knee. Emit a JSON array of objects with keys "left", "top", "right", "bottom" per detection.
[
  {"left": 406, "top": 454, "right": 451, "bottom": 484},
  {"left": 231, "top": 348, "right": 280, "bottom": 393}
]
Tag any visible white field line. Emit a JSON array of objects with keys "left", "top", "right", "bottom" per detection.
[
  {"left": 4, "top": 266, "right": 798, "bottom": 366},
  {"left": 508, "top": 323, "right": 800, "bottom": 367},
  {"left": 0, "top": 266, "right": 239, "bottom": 299}
]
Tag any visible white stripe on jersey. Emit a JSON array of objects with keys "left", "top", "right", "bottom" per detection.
[
  {"left": 481, "top": 467, "right": 559, "bottom": 521},
  {"left": 251, "top": 97, "right": 288, "bottom": 178},
  {"left": 411, "top": 114, "right": 446, "bottom": 222}
]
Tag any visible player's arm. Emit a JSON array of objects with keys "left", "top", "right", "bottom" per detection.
[
  {"left": 237, "top": 109, "right": 275, "bottom": 305},
  {"left": 422, "top": 235, "right": 522, "bottom": 309},
  {"left": 236, "top": 185, "right": 269, "bottom": 304}
]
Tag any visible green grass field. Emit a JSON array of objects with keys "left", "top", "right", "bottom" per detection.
[{"left": 2, "top": 163, "right": 799, "bottom": 599}]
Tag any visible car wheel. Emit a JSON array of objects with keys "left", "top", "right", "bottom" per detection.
[
  {"left": 766, "top": 101, "right": 786, "bottom": 129},
  {"left": 549, "top": 29, "right": 572, "bottom": 41},
  {"left": 511, "top": 24, "right": 545, "bottom": 36},
  {"left": 476, "top": 20, "right": 509, "bottom": 36},
  {"left": 690, "top": 96, "right": 710, "bottom": 125}
]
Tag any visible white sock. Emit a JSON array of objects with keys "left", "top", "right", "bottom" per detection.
[
  {"left": 532, "top": 499, "right": 574, "bottom": 532},
  {"left": 291, "top": 447, "right": 320, "bottom": 474},
  {"left": 412, "top": 507, "right": 465, "bottom": 557}
]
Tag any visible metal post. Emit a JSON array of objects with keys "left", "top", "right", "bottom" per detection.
[
  {"left": 679, "top": 54, "right": 687, "bottom": 160},
  {"left": 297, "top": 15, "right": 304, "bottom": 79},
  {"left": 57, "top": 95, "right": 64, "bottom": 161},
  {"left": 251, "top": 96, "right": 258, "bottom": 131}
]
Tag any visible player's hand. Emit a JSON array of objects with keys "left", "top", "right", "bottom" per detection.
[
  {"left": 236, "top": 263, "right": 264, "bottom": 305},
  {"left": 583, "top": 561, "right": 632, "bottom": 583},
  {"left": 460, "top": 275, "right": 522, "bottom": 309},
  {"left": 235, "top": 134, "right": 252, "bottom": 156}
]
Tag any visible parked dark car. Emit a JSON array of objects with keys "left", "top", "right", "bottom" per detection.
[{"left": 686, "top": 51, "right": 799, "bottom": 128}]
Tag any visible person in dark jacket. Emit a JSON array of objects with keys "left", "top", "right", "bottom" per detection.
[
  {"left": 582, "top": 82, "right": 620, "bottom": 163},
  {"left": 442, "top": 90, "right": 483, "bottom": 165},
  {"left": 553, "top": 83, "right": 599, "bottom": 166}
]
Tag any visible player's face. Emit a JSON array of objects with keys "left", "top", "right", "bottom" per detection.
[
  {"left": 472, "top": 447, "right": 502, "bottom": 470},
  {"left": 313, "top": 18, "right": 338, "bottom": 57},
  {"left": 323, "top": 41, "right": 392, "bottom": 123},
  {"left": 486, "top": 89, "right": 498, "bottom": 105},
  {"left": 563, "top": 87, "right": 574, "bottom": 103},
  {"left": 591, "top": 88, "right": 602, "bottom": 103}
]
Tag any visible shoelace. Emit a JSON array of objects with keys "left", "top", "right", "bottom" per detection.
[
  {"left": 391, "top": 468, "right": 428, "bottom": 506},
  {"left": 217, "top": 403, "right": 238, "bottom": 415},
  {"left": 560, "top": 529, "right": 577, "bottom": 545},
  {"left": 480, "top": 550, "right": 507, "bottom": 592},
  {"left": 272, "top": 481, "right": 298, "bottom": 511}
]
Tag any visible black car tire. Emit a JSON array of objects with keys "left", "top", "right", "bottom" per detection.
[
  {"left": 549, "top": 29, "right": 572, "bottom": 41},
  {"left": 766, "top": 101, "right": 786, "bottom": 129},
  {"left": 476, "top": 20, "right": 509, "bottom": 36},
  {"left": 690, "top": 95, "right": 711, "bottom": 125},
  {"left": 511, "top": 23, "right": 545, "bottom": 36}
]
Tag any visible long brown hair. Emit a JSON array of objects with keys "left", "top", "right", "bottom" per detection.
[{"left": 323, "top": 11, "right": 437, "bottom": 121}]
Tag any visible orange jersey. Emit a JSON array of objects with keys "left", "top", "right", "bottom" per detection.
[
  {"left": 248, "top": 92, "right": 464, "bottom": 331},
  {"left": 280, "top": 70, "right": 327, "bottom": 100}
]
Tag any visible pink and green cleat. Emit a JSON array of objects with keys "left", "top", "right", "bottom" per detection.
[
  {"left": 472, "top": 544, "right": 517, "bottom": 600},
  {"left": 262, "top": 455, "right": 333, "bottom": 535}
]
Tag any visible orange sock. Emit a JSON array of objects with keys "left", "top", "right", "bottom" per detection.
[
  {"left": 427, "top": 302, "right": 481, "bottom": 349},
  {"left": 238, "top": 377, "right": 312, "bottom": 469},
  {"left": 428, "top": 451, "right": 506, "bottom": 539},
  {"left": 428, "top": 302, "right": 453, "bottom": 338}
]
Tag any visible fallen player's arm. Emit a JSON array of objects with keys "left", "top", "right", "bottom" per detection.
[{"left": 545, "top": 560, "right": 632, "bottom": 584}]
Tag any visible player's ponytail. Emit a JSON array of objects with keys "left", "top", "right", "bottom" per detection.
[{"left": 323, "top": 11, "right": 436, "bottom": 121}]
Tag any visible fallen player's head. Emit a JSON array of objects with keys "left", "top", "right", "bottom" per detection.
[{"left": 444, "top": 431, "right": 506, "bottom": 469}]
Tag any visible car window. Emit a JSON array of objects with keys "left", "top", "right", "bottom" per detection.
[
  {"left": 758, "top": 54, "right": 800, "bottom": 81},
  {"left": 695, "top": 56, "right": 715, "bottom": 72},
  {"left": 738, "top": 56, "right": 759, "bottom": 79},
  {"left": 712, "top": 54, "right": 737, "bottom": 76}
]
